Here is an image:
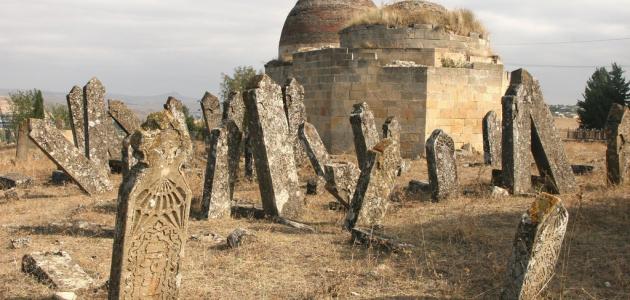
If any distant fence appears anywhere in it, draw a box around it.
[564,129,607,142]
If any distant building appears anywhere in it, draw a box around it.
[0,96,13,129]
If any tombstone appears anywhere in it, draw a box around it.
[383,116,403,175]
[109,99,193,300]
[201,92,222,131]
[324,161,360,209]
[108,100,141,135]
[425,129,458,202]
[28,119,112,195]
[201,120,242,219]
[605,104,629,185]
[22,251,94,291]
[299,122,330,177]
[344,139,398,230]
[243,75,304,219]
[483,111,501,166]
[223,92,246,131]
[282,78,309,166]
[83,78,113,168]
[66,86,86,153]
[350,102,380,170]
[502,69,576,195]
[15,119,31,161]
[502,193,569,299]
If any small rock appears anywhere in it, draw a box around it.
[227,228,254,248]
[10,237,32,249]
[22,250,94,290]
[190,232,225,245]
[491,186,510,197]
[53,291,77,300]
[604,281,611,288]
[0,173,33,190]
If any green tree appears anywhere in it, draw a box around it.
[181,104,204,140]
[219,66,261,102]
[32,90,45,119]
[8,89,45,132]
[608,63,630,106]
[578,63,629,129]
[47,103,70,129]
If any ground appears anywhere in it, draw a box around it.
[0,140,628,299]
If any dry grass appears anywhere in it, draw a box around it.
[0,141,629,299]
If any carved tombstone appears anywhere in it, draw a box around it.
[66,86,86,153]
[28,119,112,195]
[344,139,398,230]
[282,78,309,166]
[425,129,458,202]
[201,92,222,131]
[324,161,360,209]
[501,193,568,300]
[483,111,502,166]
[201,120,242,219]
[502,69,576,195]
[243,75,304,219]
[605,104,629,185]
[383,116,403,175]
[108,100,141,135]
[350,102,380,170]
[299,122,330,177]
[109,99,193,300]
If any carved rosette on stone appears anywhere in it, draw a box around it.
[350,102,380,171]
[483,110,501,167]
[282,78,309,167]
[108,100,141,135]
[109,98,193,300]
[299,122,330,177]
[605,104,629,185]
[501,193,568,300]
[201,92,222,132]
[426,129,458,201]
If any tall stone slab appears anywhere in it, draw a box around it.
[282,78,309,166]
[108,100,141,135]
[109,100,193,300]
[201,92,222,131]
[501,193,569,300]
[483,111,501,166]
[66,86,86,154]
[350,102,380,170]
[299,122,330,177]
[243,75,304,219]
[201,121,242,219]
[426,129,458,202]
[605,104,629,185]
[223,92,246,131]
[344,139,398,230]
[383,116,403,174]
[28,119,112,195]
[15,120,31,161]
[324,161,360,209]
[84,78,111,168]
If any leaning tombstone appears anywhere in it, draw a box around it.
[108,100,141,135]
[605,103,629,185]
[201,92,222,131]
[243,74,304,219]
[299,122,330,178]
[66,86,86,154]
[383,116,403,175]
[425,129,458,202]
[109,99,193,300]
[282,78,309,166]
[350,102,380,170]
[501,193,568,300]
[83,78,112,169]
[483,111,502,167]
[324,161,360,209]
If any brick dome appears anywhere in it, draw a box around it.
[278,0,376,62]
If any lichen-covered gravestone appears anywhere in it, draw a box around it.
[425,129,458,201]
[109,99,193,300]
[483,110,501,167]
[243,74,304,219]
[84,78,117,168]
[108,100,141,135]
[22,250,94,291]
[299,122,330,177]
[344,139,398,230]
[201,120,242,219]
[383,116,403,175]
[282,78,309,166]
[66,86,86,153]
[350,102,380,170]
[501,193,568,300]
[605,103,629,185]
[201,92,222,131]
[324,161,360,209]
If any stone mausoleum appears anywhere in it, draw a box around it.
[266,0,510,158]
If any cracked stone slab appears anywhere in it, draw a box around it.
[108,99,141,135]
[350,102,380,171]
[22,251,94,291]
[426,129,458,202]
[300,122,330,177]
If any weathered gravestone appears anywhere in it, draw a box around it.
[350,102,380,170]
[282,78,309,166]
[15,120,34,161]
[344,139,398,230]
[22,250,94,291]
[28,119,112,195]
[324,161,360,209]
[201,120,242,219]
[502,69,576,195]
[84,78,117,168]
[201,92,222,131]
[425,129,458,202]
[224,92,254,181]
[483,110,501,166]
[501,193,568,300]
[66,86,86,153]
[605,103,629,185]
[109,99,193,300]
[383,116,403,175]
[243,75,304,219]
[108,100,141,135]
[299,122,330,177]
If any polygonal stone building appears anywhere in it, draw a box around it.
[266,0,509,157]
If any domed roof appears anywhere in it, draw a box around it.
[386,0,447,16]
[278,0,376,61]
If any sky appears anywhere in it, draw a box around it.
[0,0,629,105]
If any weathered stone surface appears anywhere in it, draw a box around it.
[502,193,569,300]
[223,92,246,130]
[28,119,112,195]
[605,103,629,185]
[84,78,113,168]
[231,203,266,219]
[282,78,309,166]
[344,139,398,230]
[22,251,94,291]
[243,75,304,219]
[383,116,404,175]
[351,227,415,252]
[299,122,330,177]
[350,102,380,170]
[425,129,458,201]
[66,86,86,153]
[0,173,33,190]
[201,120,242,219]
[306,176,326,195]
[10,237,32,249]
[227,228,254,248]
[53,291,77,300]
[324,161,360,209]
[109,99,193,300]
[492,186,510,198]
[483,110,501,166]
[201,92,222,131]
[108,100,141,135]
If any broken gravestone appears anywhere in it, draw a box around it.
[201,92,222,131]
[0,173,33,190]
[282,78,309,166]
[299,122,330,178]
[501,193,569,300]
[66,86,86,153]
[108,100,141,135]
[383,116,404,176]
[350,102,380,170]
[28,119,112,195]
[201,120,242,219]
[22,251,94,291]
[243,75,304,219]
[502,69,576,195]
[426,129,458,202]
[344,139,398,230]
[605,103,629,185]
[483,110,501,167]
[109,98,193,299]
[324,161,360,209]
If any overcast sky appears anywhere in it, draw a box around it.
[1,0,629,105]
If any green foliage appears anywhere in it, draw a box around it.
[578,63,630,129]
[181,104,205,140]
[219,66,261,102]
[47,103,70,129]
[8,89,45,131]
